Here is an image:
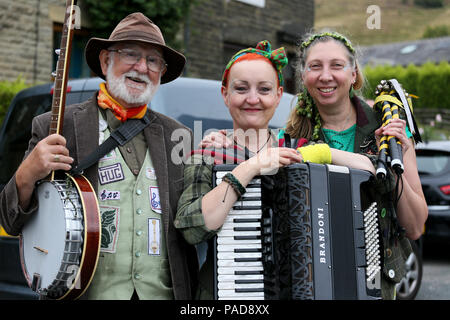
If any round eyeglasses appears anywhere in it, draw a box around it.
[109,49,167,73]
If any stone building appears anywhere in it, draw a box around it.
[0,0,314,93]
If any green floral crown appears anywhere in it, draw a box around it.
[300,31,355,54]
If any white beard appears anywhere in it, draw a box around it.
[106,58,159,106]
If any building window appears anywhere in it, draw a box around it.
[53,23,92,79]
[234,0,265,8]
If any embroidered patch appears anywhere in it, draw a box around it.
[99,150,116,162]
[145,167,157,180]
[100,205,120,253]
[148,218,161,255]
[99,189,120,201]
[149,186,162,214]
[99,163,125,185]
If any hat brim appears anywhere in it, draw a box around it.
[85,37,186,84]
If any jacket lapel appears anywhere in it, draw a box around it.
[73,96,100,191]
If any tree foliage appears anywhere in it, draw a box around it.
[363,61,450,110]
[82,0,193,50]
[0,77,30,126]
[422,25,450,39]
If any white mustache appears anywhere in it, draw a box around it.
[124,71,150,84]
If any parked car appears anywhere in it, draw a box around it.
[416,140,450,241]
[0,77,295,299]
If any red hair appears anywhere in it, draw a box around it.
[222,53,278,88]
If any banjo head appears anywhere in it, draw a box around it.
[21,179,84,299]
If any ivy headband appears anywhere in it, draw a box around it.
[222,40,288,87]
[301,31,355,55]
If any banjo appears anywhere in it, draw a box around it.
[19,0,101,300]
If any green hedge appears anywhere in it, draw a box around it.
[363,61,450,110]
[0,77,30,127]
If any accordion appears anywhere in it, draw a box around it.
[212,163,382,300]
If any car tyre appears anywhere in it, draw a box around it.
[395,240,423,300]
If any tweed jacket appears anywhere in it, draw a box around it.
[0,94,198,299]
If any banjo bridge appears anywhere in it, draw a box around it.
[33,246,48,254]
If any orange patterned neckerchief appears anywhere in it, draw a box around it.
[97,82,147,122]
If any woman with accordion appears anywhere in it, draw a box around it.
[282,30,428,299]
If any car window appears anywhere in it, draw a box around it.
[416,151,449,175]
[0,94,52,186]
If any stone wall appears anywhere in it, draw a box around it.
[0,0,314,92]
[184,0,314,93]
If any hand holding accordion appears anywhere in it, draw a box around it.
[373,79,421,179]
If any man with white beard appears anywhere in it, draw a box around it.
[0,12,198,300]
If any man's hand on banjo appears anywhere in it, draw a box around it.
[15,134,73,209]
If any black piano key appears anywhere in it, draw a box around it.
[234,235,260,240]
[235,270,263,275]
[233,218,260,223]
[235,288,264,293]
[234,248,261,253]
[235,279,263,284]
[233,227,260,231]
[233,205,262,210]
[247,183,260,188]
[235,257,261,262]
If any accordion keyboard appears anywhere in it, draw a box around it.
[214,170,265,300]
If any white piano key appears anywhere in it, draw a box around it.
[221,221,261,229]
[217,237,261,245]
[217,266,263,274]
[217,282,264,290]
[217,251,262,259]
[217,243,262,251]
[218,229,260,237]
[218,274,263,282]
[228,209,261,216]
[217,260,262,267]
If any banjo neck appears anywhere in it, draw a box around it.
[50,0,78,180]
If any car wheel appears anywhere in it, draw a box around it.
[395,240,423,300]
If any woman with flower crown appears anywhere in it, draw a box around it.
[283,30,427,299]
[175,40,376,300]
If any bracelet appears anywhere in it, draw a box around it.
[222,173,246,197]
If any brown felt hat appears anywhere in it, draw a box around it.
[85,12,186,84]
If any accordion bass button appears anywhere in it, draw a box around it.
[386,248,392,257]
[388,269,395,279]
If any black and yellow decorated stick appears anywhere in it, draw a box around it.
[373,79,419,178]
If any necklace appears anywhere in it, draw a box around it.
[234,130,272,155]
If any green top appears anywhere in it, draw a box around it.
[321,124,356,152]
